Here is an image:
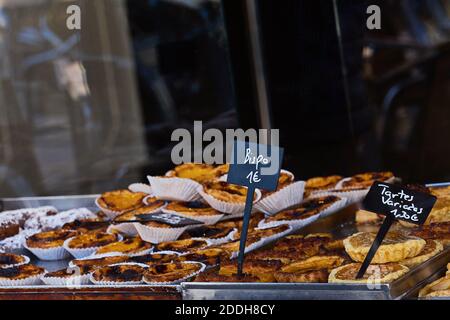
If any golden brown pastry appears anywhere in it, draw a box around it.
[399,240,443,268]
[71,255,129,270]
[179,225,235,240]
[418,274,450,297]
[26,230,78,249]
[329,263,409,283]
[274,269,329,283]
[97,190,146,212]
[177,248,228,266]
[409,222,450,247]
[155,239,209,253]
[166,163,225,183]
[219,259,282,282]
[344,232,426,263]
[129,253,178,265]
[0,264,46,280]
[261,171,294,197]
[165,201,221,216]
[194,269,259,282]
[65,232,119,249]
[113,201,166,222]
[281,255,345,273]
[341,172,394,189]
[62,219,109,233]
[143,262,203,283]
[305,175,343,192]
[202,181,253,203]
[44,266,91,278]
[0,253,28,268]
[91,264,146,283]
[95,237,153,255]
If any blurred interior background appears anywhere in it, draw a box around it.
[0,0,449,197]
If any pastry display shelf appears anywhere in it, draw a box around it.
[182,202,450,300]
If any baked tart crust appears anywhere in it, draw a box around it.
[114,201,166,222]
[130,253,178,265]
[202,181,252,203]
[156,239,209,253]
[95,237,152,255]
[165,201,220,216]
[26,230,78,249]
[305,175,343,191]
[341,172,394,189]
[0,253,28,268]
[219,259,282,282]
[274,269,329,283]
[0,264,46,280]
[97,190,146,212]
[66,232,119,249]
[167,163,226,183]
[329,263,409,283]
[400,240,443,268]
[91,264,146,283]
[281,255,345,273]
[71,255,129,269]
[143,262,202,283]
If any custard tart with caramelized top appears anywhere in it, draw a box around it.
[202,181,253,203]
[62,219,109,233]
[344,231,426,263]
[164,201,220,217]
[45,265,91,278]
[114,201,166,222]
[328,263,409,283]
[167,163,227,183]
[143,262,203,283]
[130,252,178,265]
[409,222,450,247]
[97,190,146,212]
[305,175,343,192]
[71,255,129,270]
[179,225,235,240]
[340,172,394,189]
[194,270,259,282]
[91,264,147,284]
[0,253,29,268]
[66,231,120,249]
[26,230,78,249]
[155,239,209,253]
[260,171,294,197]
[0,264,46,281]
[95,237,153,255]
[177,248,228,266]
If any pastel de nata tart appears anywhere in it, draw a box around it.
[164,201,220,217]
[430,185,450,197]
[113,201,166,223]
[0,253,29,268]
[409,222,450,247]
[70,255,129,272]
[155,239,209,253]
[0,264,46,285]
[340,172,394,189]
[219,259,282,282]
[263,196,340,224]
[328,263,409,283]
[96,189,146,213]
[43,266,91,285]
[274,269,329,283]
[400,240,443,268]
[95,237,153,256]
[305,175,343,192]
[214,212,265,231]
[130,252,179,265]
[26,230,78,249]
[179,225,235,240]
[91,264,147,284]
[246,224,291,242]
[194,270,259,283]
[45,266,91,278]
[260,171,294,197]
[143,262,204,284]
[62,219,109,233]
[167,163,227,183]
[281,255,345,273]
[426,197,450,224]
[202,181,254,203]
[177,248,228,266]
[65,232,120,249]
[344,232,426,263]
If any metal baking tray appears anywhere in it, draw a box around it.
[0,195,181,299]
[182,202,450,300]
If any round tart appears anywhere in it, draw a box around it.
[26,230,78,249]
[178,248,227,266]
[410,222,450,247]
[344,232,426,263]
[62,219,109,233]
[143,261,204,284]
[400,240,443,268]
[419,275,450,297]
[130,252,179,265]
[274,269,329,283]
[114,201,166,223]
[70,255,129,270]
[340,172,394,189]
[305,175,343,192]
[166,163,226,183]
[95,237,153,256]
[328,263,409,283]
[66,232,119,249]
[280,255,345,273]
[164,201,220,217]
[155,239,209,253]
[260,171,294,197]
[219,259,282,282]
[202,181,253,203]
[0,264,46,286]
[424,290,450,298]
[0,253,30,269]
[96,190,146,214]
[42,266,91,286]
[91,264,147,285]
[134,221,187,244]
[180,225,236,241]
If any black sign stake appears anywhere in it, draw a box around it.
[356,215,394,279]
[237,186,256,276]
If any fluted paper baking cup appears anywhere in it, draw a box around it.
[142,261,206,285]
[142,196,167,211]
[94,247,154,257]
[89,262,148,286]
[63,235,123,259]
[107,223,138,237]
[24,242,70,261]
[134,223,187,244]
[229,225,293,259]
[198,187,262,215]
[0,255,30,269]
[257,210,321,230]
[95,197,124,220]
[0,272,46,286]
[310,188,367,204]
[161,208,224,226]
[147,176,202,201]
[68,252,128,268]
[128,183,153,195]
[200,228,238,246]
[255,181,305,215]
[42,273,91,286]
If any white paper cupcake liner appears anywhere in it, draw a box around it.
[0,272,46,286]
[198,186,262,215]
[42,273,91,286]
[147,176,202,202]
[229,225,293,259]
[24,242,70,261]
[95,247,154,258]
[107,223,138,237]
[68,252,128,268]
[134,223,187,244]
[95,198,124,220]
[89,262,148,286]
[310,188,368,204]
[0,255,30,269]
[142,196,167,212]
[161,208,224,226]
[63,235,123,259]
[254,181,305,215]
[128,183,153,195]
[200,228,238,246]
[142,261,206,285]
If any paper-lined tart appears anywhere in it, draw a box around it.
[259,196,341,228]
[90,263,147,285]
[178,248,228,266]
[155,239,210,253]
[64,232,120,258]
[305,175,343,193]
[113,201,166,223]
[280,255,345,273]
[95,237,153,256]
[199,181,261,214]
[344,232,426,263]
[219,259,282,282]
[129,251,179,265]
[42,266,91,286]
[179,225,236,245]
[134,221,187,244]
[260,171,295,197]
[62,219,109,233]
[25,230,78,260]
[143,261,205,284]
[274,269,329,283]
[426,197,450,224]
[338,171,394,189]
[162,201,224,225]
[0,264,46,286]
[0,253,30,269]
[409,222,450,247]
[70,254,129,270]
[166,163,227,183]
[328,263,409,283]
[147,174,202,202]
[96,190,146,219]
[399,240,443,268]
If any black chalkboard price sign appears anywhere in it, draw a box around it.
[356,181,437,278]
[227,140,284,275]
